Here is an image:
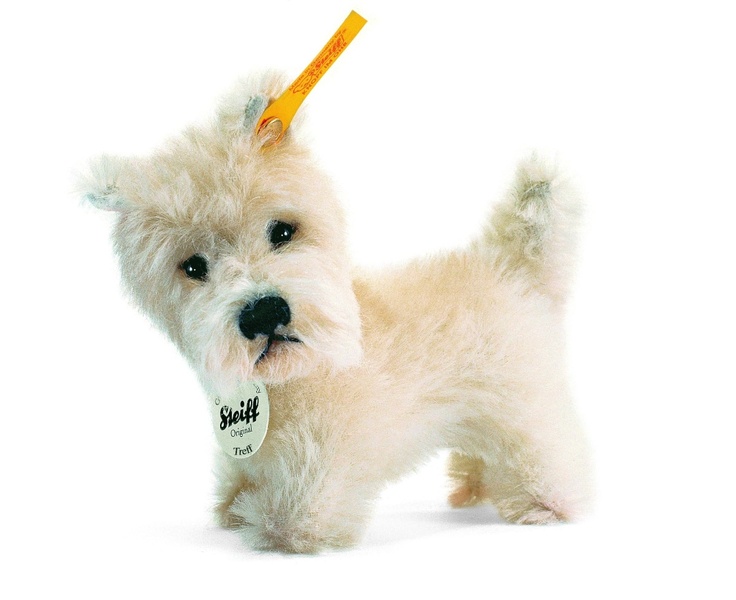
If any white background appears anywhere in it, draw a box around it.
[2,0,735,597]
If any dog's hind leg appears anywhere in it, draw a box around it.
[448,383,593,524]
[448,447,588,524]
[447,452,491,508]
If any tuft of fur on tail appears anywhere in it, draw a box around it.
[478,155,582,306]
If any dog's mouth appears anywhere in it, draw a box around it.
[255,333,301,365]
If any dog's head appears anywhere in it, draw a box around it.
[83,73,362,396]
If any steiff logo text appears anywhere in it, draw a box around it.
[220,396,260,431]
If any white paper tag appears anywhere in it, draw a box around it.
[211,381,269,459]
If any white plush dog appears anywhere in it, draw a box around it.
[83,73,592,553]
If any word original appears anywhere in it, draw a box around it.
[231,424,252,437]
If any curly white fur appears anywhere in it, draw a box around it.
[84,72,592,553]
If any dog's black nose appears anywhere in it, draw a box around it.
[238,296,291,340]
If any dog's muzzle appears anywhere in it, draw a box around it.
[238,296,291,340]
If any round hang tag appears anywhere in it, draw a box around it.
[211,381,269,459]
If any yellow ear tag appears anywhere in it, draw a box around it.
[256,10,367,145]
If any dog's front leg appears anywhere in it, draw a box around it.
[215,417,379,553]
[213,453,258,530]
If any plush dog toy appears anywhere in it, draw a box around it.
[83,70,592,552]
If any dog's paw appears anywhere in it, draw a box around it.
[238,520,360,554]
[214,501,246,530]
[495,496,571,525]
[233,512,362,554]
[225,488,368,553]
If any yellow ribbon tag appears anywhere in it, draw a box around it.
[256,10,367,145]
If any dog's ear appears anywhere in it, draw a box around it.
[243,94,269,135]
[79,155,130,212]
[216,72,293,146]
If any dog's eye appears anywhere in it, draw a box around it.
[180,254,209,281]
[269,221,296,249]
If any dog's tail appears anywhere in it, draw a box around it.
[475,155,582,307]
